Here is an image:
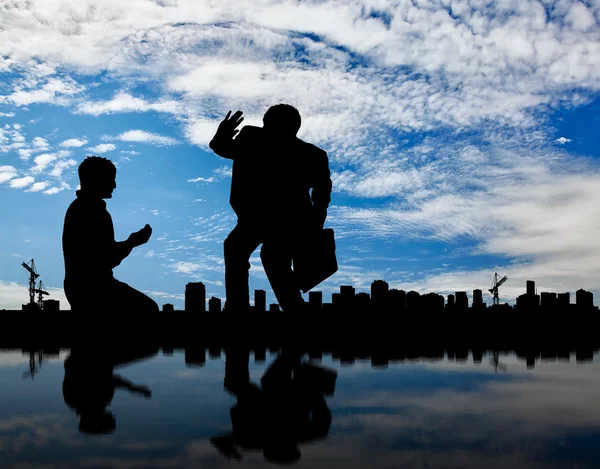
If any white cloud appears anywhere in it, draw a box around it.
[76,92,181,116]
[17,148,33,160]
[32,136,49,150]
[87,143,116,154]
[43,181,70,195]
[25,181,50,192]
[6,77,84,106]
[0,165,17,183]
[187,176,215,183]
[9,176,34,189]
[214,165,232,178]
[48,159,77,178]
[0,281,69,310]
[0,112,15,117]
[111,130,178,146]
[145,250,155,258]
[59,138,87,147]
[556,137,572,144]
[31,153,57,173]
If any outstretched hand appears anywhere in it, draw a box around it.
[216,110,244,139]
[129,224,152,247]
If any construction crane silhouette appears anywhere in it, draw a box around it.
[21,259,40,306]
[489,272,508,306]
[35,281,49,309]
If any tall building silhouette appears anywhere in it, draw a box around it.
[208,296,222,313]
[332,293,341,307]
[309,291,323,309]
[473,289,483,308]
[447,294,455,308]
[254,289,266,312]
[557,292,570,306]
[340,285,355,299]
[406,290,420,310]
[576,289,594,308]
[185,282,206,313]
[540,292,557,308]
[355,292,370,308]
[371,280,389,304]
[455,291,468,309]
[387,289,406,310]
[526,280,535,296]
[422,292,444,311]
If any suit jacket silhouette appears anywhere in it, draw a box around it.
[211,125,332,226]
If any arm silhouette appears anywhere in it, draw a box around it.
[110,224,152,268]
[209,110,245,159]
[311,149,332,229]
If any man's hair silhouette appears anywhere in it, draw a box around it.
[78,156,116,185]
[263,104,301,136]
[62,155,158,314]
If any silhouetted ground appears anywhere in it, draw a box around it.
[0,309,599,354]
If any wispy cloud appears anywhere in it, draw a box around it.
[87,143,116,154]
[59,138,87,148]
[109,130,178,146]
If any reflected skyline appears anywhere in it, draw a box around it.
[1,348,599,468]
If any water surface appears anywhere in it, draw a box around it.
[1,349,599,469]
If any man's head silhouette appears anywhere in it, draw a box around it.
[263,104,301,137]
[78,156,117,199]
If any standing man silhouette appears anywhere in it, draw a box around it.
[62,156,158,314]
[210,105,332,312]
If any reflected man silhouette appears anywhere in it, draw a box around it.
[63,346,156,435]
[212,349,336,463]
[210,105,332,312]
[62,156,158,313]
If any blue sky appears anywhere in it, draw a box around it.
[1,0,600,310]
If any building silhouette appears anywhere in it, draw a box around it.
[447,294,455,309]
[162,303,174,313]
[576,289,594,308]
[371,280,389,304]
[269,303,280,312]
[406,290,420,310]
[473,289,483,308]
[43,299,60,313]
[309,291,323,310]
[455,291,468,310]
[331,293,341,307]
[517,280,540,308]
[526,280,535,296]
[208,296,222,313]
[254,289,266,312]
[355,292,370,309]
[557,292,570,306]
[422,292,444,312]
[185,282,206,313]
[387,289,406,310]
[540,292,557,308]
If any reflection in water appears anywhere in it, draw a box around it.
[62,347,157,434]
[0,348,599,469]
[213,349,337,463]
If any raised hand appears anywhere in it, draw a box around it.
[129,224,152,247]
[216,110,244,139]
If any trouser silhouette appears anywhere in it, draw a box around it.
[224,221,304,312]
[65,277,159,313]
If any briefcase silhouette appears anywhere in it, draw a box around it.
[294,228,338,293]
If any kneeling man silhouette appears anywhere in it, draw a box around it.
[62,156,158,314]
